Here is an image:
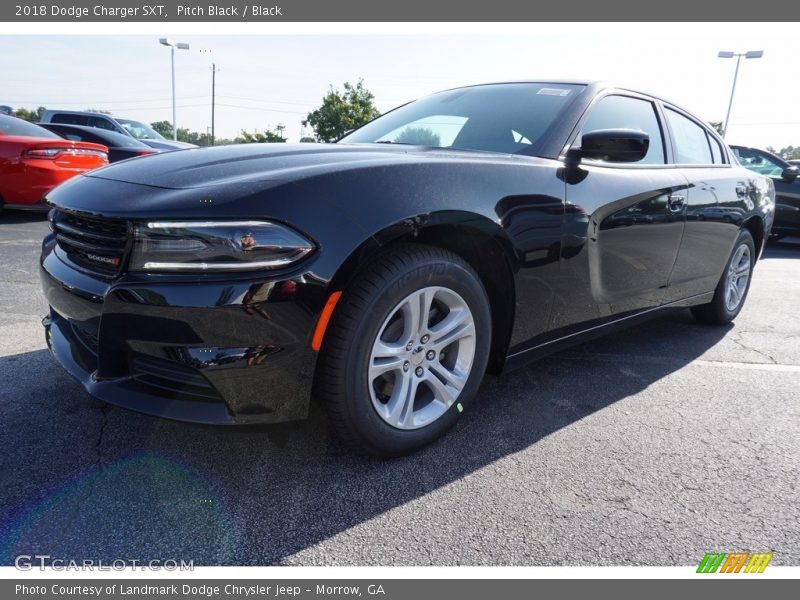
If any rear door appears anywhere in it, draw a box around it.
[50,113,89,126]
[663,106,750,302]
[553,92,689,334]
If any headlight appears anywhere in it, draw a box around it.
[130,221,315,272]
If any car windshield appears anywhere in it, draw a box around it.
[0,115,61,139]
[117,118,166,141]
[339,83,584,154]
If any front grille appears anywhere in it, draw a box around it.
[130,355,222,401]
[52,210,129,278]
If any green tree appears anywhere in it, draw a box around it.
[149,121,217,145]
[394,127,441,146]
[237,129,287,143]
[14,106,47,122]
[766,145,799,159]
[299,136,317,143]
[303,79,380,142]
[150,120,174,138]
[709,121,724,136]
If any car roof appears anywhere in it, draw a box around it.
[43,109,121,118]
[39,122,150,147]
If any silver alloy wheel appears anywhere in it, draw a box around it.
[725,243,751,311]
[368,286,476,430]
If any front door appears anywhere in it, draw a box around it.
[552,94,688,335]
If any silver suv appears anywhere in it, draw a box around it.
[40,110,196,151]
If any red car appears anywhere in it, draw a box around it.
[0,115,108,213]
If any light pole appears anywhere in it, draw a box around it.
[199,48,218,146]
[718,50,763,139]
[159,38,190,141]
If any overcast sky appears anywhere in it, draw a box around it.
[1,25,797,149]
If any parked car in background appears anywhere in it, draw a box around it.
[39,123,160,163]
[732,145,800,240]
[41,81,774,455]
[789,159,800,168]
[0,115,107,213]
[40,110,196,151]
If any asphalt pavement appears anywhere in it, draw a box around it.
[0,211,798,566]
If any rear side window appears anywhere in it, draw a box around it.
[665,109,713,164]
[579,95,665,164]
[0,115,61,139]
[708,134,724,164]
[61,129,101,144]
[88,116,118,131]
[51,113,89,126]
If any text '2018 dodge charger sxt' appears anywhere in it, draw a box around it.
[40,82,774,455]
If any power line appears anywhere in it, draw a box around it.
[5,96,313,114]
[4,95,210,105]
[732,122,800,126]
[215,103,307,115]
[95,102,308,115]
[216,94,316,107]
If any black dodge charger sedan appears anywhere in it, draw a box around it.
[40,81,775,455]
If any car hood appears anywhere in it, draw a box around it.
[85,143,527,190]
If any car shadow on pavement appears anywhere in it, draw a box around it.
[0,210,49,225]
[0,310,732,565]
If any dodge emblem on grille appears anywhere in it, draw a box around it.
[85,253,120,267]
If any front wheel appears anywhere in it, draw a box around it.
[315,244,491,456]
[691,229,755,325]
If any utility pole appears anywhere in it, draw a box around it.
[159,38,190,140]
[200,49,219,146]
[718,50,763,139]
[276,123,286,141]
[210,62,218,146]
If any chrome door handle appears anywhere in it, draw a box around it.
[668,194,686,211]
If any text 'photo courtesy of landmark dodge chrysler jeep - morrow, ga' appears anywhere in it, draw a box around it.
[40,81,774,456]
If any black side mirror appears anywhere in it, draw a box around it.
[567,129,650,164]
[782,166,799,182]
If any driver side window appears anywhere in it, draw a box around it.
[579,95,666,165]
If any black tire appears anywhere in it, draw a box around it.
[691,229,755,325]
[315,244,491,457]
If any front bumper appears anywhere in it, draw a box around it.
[40,238,323,424]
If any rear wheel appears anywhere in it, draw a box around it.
[691,229,755,325]
[315,244,491,456]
